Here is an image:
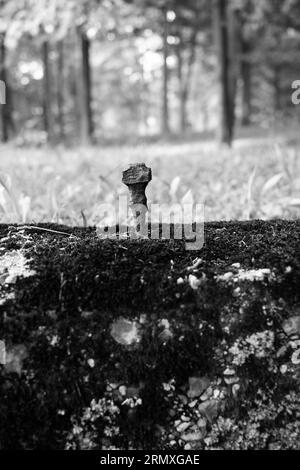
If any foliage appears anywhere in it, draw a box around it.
[1,0,300,141]
[1,135,300,224]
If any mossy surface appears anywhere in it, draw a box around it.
[0,220,300,450]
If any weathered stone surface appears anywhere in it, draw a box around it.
[3,344,28,376]
[176,422,191,433]
[282,316,300,337]
[181,431,203,442]
[187,377,210,399]
[0,220,300,450]
[198,400,220,424]
[110,318,141,346]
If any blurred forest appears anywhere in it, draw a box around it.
[1,0,300,146]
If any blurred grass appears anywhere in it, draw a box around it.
[0,133,300,225]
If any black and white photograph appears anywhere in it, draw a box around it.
[1,0,300,456]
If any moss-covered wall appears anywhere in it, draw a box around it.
[0,221,300,450]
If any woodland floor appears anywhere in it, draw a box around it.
[0,126,300,226]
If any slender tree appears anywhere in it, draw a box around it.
[176,25,198,133]
[56,39,65,140]
[176,37,185,131]
[214,0,234,145]
[0,32,8,142]
[79,27,94,144]
[0,31,14,142]
[42,37,54,142]
[162,6,170,135]
[172,0,210,133]
[240,38,252,125]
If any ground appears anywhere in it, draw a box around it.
[0,128,300,225]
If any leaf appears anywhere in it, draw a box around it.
[18,194,31,223]
[261,173,284,196]
[0,173,21,220]
[246,165,257,219]
[169,176,181,200]
[285,198,300,208]
[181,189,194,205]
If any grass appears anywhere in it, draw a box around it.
[0,130,300,226]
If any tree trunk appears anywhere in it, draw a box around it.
[177,42,187,133]
[214,0,234,146]
[177,27,198,134]
[42,39,53,143]
[241,53,251,126]
[273,65,281,113]
[228,6,243,132]
[0,33,9,143]
[56,40,65,141]
[80,30,94,144]
[69,29,81,141]
[234,7,252,127]
[162,7,170,136]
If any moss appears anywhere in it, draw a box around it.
[0,220,300,449]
